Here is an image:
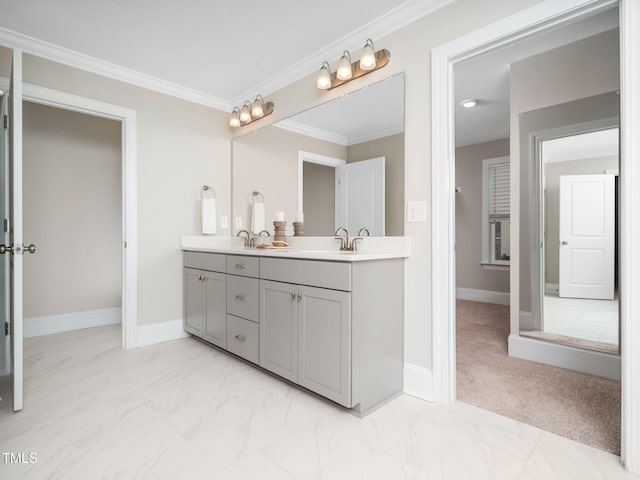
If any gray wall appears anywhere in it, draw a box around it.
[303,162,335,236]
[23,102,121,318]
[347,133,405,236]
[21,54,232,327]
[455,138,510,293]
[511,28,620,318]
[544,156,618,285]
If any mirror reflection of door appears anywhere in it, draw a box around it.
[541,127,619,352]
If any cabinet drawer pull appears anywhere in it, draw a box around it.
[234,294,246,301]
[235,334,247,342]
[235,264,246,270]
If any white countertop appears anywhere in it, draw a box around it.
[181,235,410,262]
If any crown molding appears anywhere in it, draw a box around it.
[229,0,456,105]
[0,27,232,111]
[348,123,404,145]
[275,119,348,146]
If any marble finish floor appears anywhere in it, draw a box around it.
[1,325,637,480]
[543,294,618,346]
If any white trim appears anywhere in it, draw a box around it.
[480,262,509,271]
[24,308,121,338]
[348,124,404,146]
[620,0,640,472]
[277,120,348,146]
[403,363,434,401]
[20,83,138,350]
[508,334,620,381]
[0,27,230,111]
[137,319,189,347]
[432,0,639,472]
[297,151,346,212]
[456,288,509,306]
[229,0,456,106]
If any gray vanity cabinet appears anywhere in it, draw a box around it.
[184,267,227,349]
[297,285,351,407]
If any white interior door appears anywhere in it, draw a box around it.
[559,174,615,300]
[335,157,385,236]
[0,73,9,378]
[5,49,24,411]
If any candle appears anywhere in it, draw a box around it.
[274,210,285,222]
[295,212,304,223]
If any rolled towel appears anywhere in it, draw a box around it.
[201,197,217,235]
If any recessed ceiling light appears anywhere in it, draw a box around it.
[460,98,479,108]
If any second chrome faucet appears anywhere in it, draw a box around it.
[334,227,364,252]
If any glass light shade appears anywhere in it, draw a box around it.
[359,39,376,71]
[336,51,352,80]
[461,98,479,108]
[316,62,332,90]
[239,102,252,123]
[251,96,264,118]
[229,108,241,127]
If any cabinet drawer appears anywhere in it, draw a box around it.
[227,275,259,322]
[227,255,260,277]
[260,258,351,291]
[183,251,226,273]
[226,315,259,364]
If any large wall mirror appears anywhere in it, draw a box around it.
[519,91,620,354]
[232,72,404,237]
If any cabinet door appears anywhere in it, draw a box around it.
[259,280,298,381]
[184,268,204,335]
[298,286,352,407]
[203,271,227,348]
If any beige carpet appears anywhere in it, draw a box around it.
[456,299,621,454]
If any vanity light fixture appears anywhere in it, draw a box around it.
[460,98,479,108]
[316,39,390,91]
[229,96,274,128]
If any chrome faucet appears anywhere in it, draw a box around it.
[334,227,364,252]
[236,229,251,247]
[258,230,271,237]
[334,227,350,251]
[358,227,371,237]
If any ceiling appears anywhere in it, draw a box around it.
[543,128,619,163]
[455,6,619,147]
[0,1,619,146]
[0,0,446,107]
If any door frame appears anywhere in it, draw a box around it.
[297,150,345,212]
[2,80,139,349]
[430,0,639,473]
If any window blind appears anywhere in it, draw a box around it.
[488,162,510,219]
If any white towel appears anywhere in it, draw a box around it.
[201,197,217,235]
[251,199,265,234]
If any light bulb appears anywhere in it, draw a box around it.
[251,96,264,118]
[229,108,241,128]
[240,102,252,123]
[359,39,376,71]
[317,62,331,90]
[460,98,479,108]
[336,51,352,81]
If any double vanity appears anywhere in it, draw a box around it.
[181,235,409,416]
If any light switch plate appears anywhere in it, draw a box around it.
[407,201,428,223]
[220,216,228,229]
[235,217,242,229]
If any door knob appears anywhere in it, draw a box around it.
[24,244,37,254]
[561,241,568,246]
[0,244,12,255]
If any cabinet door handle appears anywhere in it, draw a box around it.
[234,294,246,301]
[291,292,296,301]
[235,334,246,342]
[235,264,246,270]
[199,275,204,281]
[297,292,302,302]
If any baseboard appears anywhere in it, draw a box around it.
[508,334,620,381]
[519,311,536,330]
[545,283,559,295]
[136,319,189,347]
[456,287,510,306]
[24,307,121,338]
[403,362,434,401]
